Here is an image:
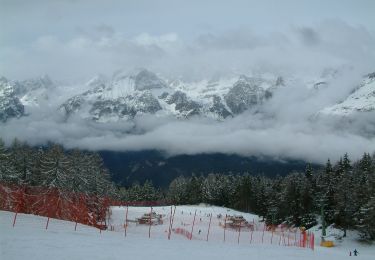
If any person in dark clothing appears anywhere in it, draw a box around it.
[353,249,358,256]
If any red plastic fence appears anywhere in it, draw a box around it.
[174,227,192,239]
[0,182,109,229]
[260,224,314,250]
[1,182,315,250]
[110,200,172,207]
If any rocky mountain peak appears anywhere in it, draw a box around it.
[133,69,167,91]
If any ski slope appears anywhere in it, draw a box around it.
[1,205,374,260]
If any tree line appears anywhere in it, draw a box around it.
[1,138,374,239]
[165,153,375,240]
[0,138,117,198]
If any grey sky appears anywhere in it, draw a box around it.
[1,0,375,80]
[0,1,375,163]
[1,0,374,42]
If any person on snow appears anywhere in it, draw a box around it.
[353,249,358,256]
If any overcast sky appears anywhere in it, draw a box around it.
[1,0,374,80]
[1,0,375,164]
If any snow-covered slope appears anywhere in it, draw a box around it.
[2,206,374,260]
[320,73,375,116]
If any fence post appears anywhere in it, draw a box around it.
[237,221,242,244]
[223,215,227,242]
[262,223,265,244]
[250,225,254,244]
[169,206,176,240]
[12,212,18,227]
[190,210,197,240]
[206,213,212,241]
[148,206,153,238]
[168,206,172,239]
[124,205,129,237]
[45,217,50,230]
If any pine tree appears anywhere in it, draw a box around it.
[305,163,313,180]
[9,140,34,185]
[356,196,375,240]
[40,145,71,191]
[0,138,13,182]
[333,154,354,236]
[168,176,188,204]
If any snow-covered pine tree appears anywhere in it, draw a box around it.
[305,163,313,180]
[356,196,375,240]
[40,145,71,192]
[0,138,13,183]
[167,175,188,204]
[9,139,34,186]
[333,154,354,236]
[186,174,203,204]
[68,150,92,194]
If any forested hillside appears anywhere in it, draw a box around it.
[1,138,374,239]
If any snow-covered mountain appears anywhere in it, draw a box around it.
[1,69,375,124]
[59,69,277,122]
[319,72,375,116]
[0,77,24,122]
[0,75,57,122]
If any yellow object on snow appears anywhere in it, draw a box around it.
[320,240,334,247]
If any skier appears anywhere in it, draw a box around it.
[198,229,201,235]
[353,249,358,256]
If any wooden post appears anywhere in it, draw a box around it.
[261,223,265,243]
[223,215,227,242]
[124,205,129,237]
[206,213,212,241]
[45,217,50,230]
[250,225,254,244]
[237,221,242,244]
[148,206,153,238]
[12,212,18,227]
[168,206,173,239]
[170,206,176,239]
[190,210,197,240]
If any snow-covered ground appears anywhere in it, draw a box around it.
[1,205,374,259]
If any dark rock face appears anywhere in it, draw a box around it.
[166,91,202,117]
[209,95,232,118]
[90,99,136,120]
[89,92,162,120]
[60,96,84,116]
[367,72,375,79]
[134,91,162,114]
[158,92,169,99]
[134,69,167,91]
[0,77,24,122]
[224,76,266,114]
